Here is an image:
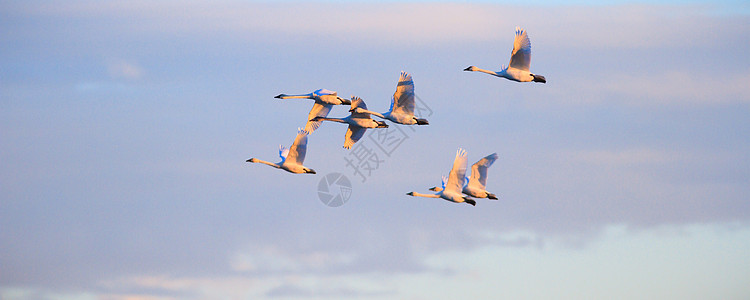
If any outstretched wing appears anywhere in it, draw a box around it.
[445,148,468,193]
[344,125,366,149]
[278,144,289,162]
[508,27,531,71]
[468,153,498,190]
[286,128,310,164]
[391,71,415,115]
[305,103,333,132]
[350,97,371,119]
[314,88,337,96]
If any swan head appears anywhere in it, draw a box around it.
[463,66,476,72]
[375,120,389,128]
[246,158,257,163]
[273,94,284,99]
[339,97,352,105]
[532,74,546,83]
[428,186,440,192]
[464,198,477,206]
[406,192,414,196]
[415,117,429,125]
[487,193,498,200]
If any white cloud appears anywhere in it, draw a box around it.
[107,59,144,80]
[229,245,355,273]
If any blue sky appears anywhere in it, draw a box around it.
[2,1,749,299]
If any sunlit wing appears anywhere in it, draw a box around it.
[305,103,333,132]
[286,128,309,164]
[468,153,498,190]
[445,148,468,193]
[314,88,337,96]
[350,97,371,119]
[508,27,531,71]
[391,71,415,115]
[344,125,366,149]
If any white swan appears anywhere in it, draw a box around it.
[312,97,389,149]
[407,148,477,206]
[430,153,499,200]
[464,27,546,83]
[274,89,352,133]
[349,71,429,125]
[245,128,316,174]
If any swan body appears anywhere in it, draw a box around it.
[245,128,316,174]
[312,97,389,149]
[464,27,546,83]
[350,72,429,125]
[429,153,499,200]
[274,89,352,132]
[407,148,476,206]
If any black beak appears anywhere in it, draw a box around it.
[340,98,352,105]
[532,74,546,83]
[274,94,283,98]
[463,66,472,71]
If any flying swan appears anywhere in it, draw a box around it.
[349,71,429,125]
[407,148,477,206]
[464,27,546,83]
[245,128,316,174]
[430,153,499,200]
[312,97,389,149]
[274,89,351,133]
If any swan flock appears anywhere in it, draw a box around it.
[247,27,546,206]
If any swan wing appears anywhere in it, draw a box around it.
[468,153,498,190]
[344,125,366,149]
[350,97,371,119]
[305,103,333,132]
[508,27,531,71]
[441,175,448,190]
[445,148,468,193]
[314,88,337,96]
[391,71,415,115]
[286,128,310,164]
[278,144,289,162]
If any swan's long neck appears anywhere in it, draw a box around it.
[475,67,500,77]
[409,191,440,198]
[316,117,347,124]
[248,158,280,168]
[277,93,313,99]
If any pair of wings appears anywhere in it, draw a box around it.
[388,71,416,116]
[440,152,498,190]
[344,96,370,149]
[305,89,338,133]
[507,27,532,71]
[279,128,310,164]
